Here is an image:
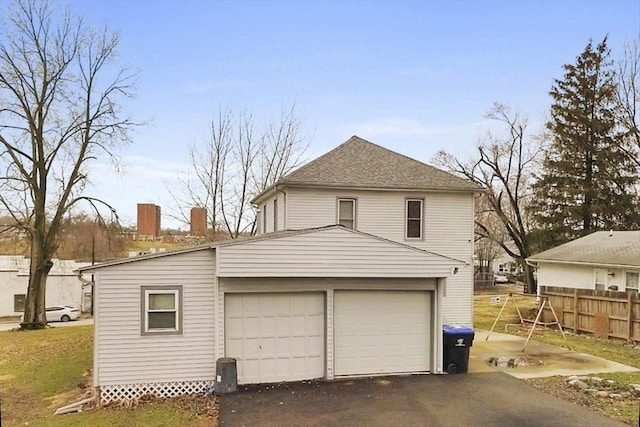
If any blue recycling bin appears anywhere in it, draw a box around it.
[442,325,474,374]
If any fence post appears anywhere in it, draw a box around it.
[628,291,633,343]
[573,288,579,334]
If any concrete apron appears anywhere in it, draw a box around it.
[469,329,639,379]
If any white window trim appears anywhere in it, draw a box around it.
[594,268,608,291]
[273,198,278,232]
[405,198,424,240]
[625,271,639,291]
[337,198,356,229]
[263,204,268,233]
[141,286,182,336]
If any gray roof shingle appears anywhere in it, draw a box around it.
[528,231,640,267]
[276,136,481,191]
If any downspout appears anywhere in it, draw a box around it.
[77,271,94,314]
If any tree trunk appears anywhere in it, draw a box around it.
[522,261,537,294]
[20,234,53,330]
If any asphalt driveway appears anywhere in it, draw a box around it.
[219,372,628,427]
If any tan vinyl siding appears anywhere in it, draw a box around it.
[258,192,285,234]
[423,192,474,260]
[95,249,216,386]
[285,188,474,325]
[441,267,473,325]
[286,188,473,258]
[218,227,459,278]
[275,192,285,231]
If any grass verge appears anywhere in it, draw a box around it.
[0,326,217,427]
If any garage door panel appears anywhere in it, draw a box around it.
[334,291,431,376]
[225,292,325,384]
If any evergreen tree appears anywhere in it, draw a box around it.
[532,37,640,249]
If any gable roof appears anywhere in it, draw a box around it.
[77,244,215,271]
[216,225,465,278]
[254,136,480,203]
[527,231,640,268]
[79,225,466,273]
[221,225,466,264]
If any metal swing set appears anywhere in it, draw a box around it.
[485,292,568,351]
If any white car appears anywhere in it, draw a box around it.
[21,306,81,322]
[46,306,81,322]
[494,274,509,284]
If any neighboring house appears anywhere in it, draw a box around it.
[0,256,91,316]
[527,231,640,293]
[79,136,480,404]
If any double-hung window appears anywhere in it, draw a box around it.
[263,204,268,233]
[141,286,182,335]
[594,268,608,291]
[338,199,356,229]
[626,271,639,292]
[406,199,423,239]
[14,294,25,312]
[273,199,278,231]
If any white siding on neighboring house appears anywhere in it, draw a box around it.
[94,249,216,387]
[217,227,461,278]
[0,256,89,316]
[538,262,636,292]
[537,263,595,290]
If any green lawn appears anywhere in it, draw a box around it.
[0,326,216,427]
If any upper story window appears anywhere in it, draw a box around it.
[273,199,278,231]
[626,271,639,292]
[141,286,182,336]
[263,203,268,233]
[338,199,356,229]
[406,199,423,239]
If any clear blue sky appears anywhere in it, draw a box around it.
[70,0,640,229]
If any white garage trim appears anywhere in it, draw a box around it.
[224,292,325,384]
[333,290,433,377]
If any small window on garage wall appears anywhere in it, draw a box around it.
[141,286,183,336]
[14,294,25,312]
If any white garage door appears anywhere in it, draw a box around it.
[334,290,431,376]
[225,292,325,384]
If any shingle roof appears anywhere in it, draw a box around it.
[528,231,640,267]
[276,136,481,191]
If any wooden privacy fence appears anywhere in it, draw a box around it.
[539,286,640,343]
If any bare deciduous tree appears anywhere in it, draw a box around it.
[170,105,307,239]
[433,103,542,293]
[0,0,137,328]
[616,38,640,169]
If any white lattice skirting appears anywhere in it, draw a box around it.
[99,380,215,405]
